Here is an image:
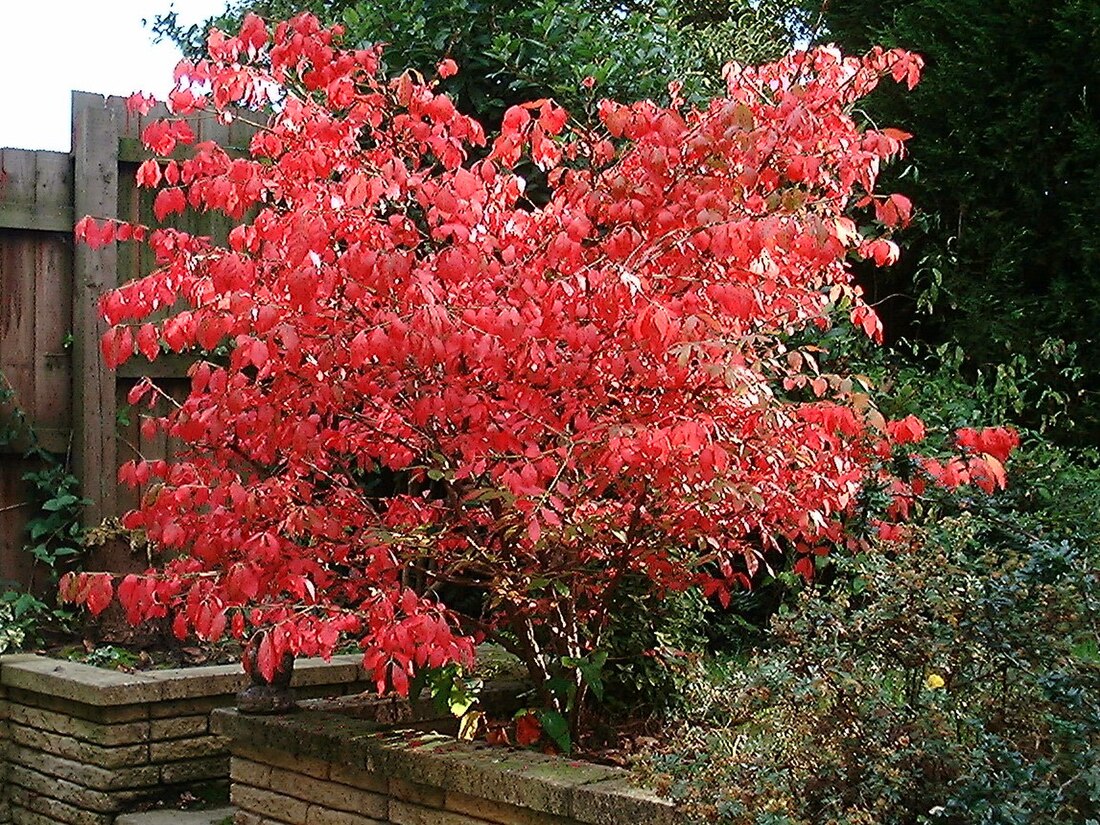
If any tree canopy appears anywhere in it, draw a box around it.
[152,0,810,125]
[810,0,1100,440]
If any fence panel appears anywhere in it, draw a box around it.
[0,93,255,591]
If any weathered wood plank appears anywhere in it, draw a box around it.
[0,233,38,433]
[117,137,250,164]
[0,150,73,231]
[72,91,119,526]
[0,149,38,205]
[0,456,38,589]
[115,353,196,379]
[0,202,73,233]
[34,151,73,209]
[33,236,73,438]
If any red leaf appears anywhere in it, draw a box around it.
[390,662,409,696]
[153,188,186,222]
[100,327,134,369]
[126,92,156,116]
[136,159,162,188]
[257,633,277,683]
[136,324,160,361]
[515,712,541,746]
[793,557,815,582]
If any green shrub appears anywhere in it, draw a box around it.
[0,600,26,654]
[638,507,1100,824]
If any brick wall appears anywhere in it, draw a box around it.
[213,701,678,825]
[1,676,11,825]
[0,654,373,825]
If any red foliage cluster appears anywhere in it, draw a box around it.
[66,14,1011,704]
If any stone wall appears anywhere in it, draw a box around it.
[213,700,678,825]
[0,654,373,825]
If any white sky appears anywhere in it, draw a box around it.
[0,1,231,152]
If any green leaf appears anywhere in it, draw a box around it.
[12,592,44,618]
[544,676,576,709]
[42,494,78,512]
[1072,638,1100,663]
[535,709,571,754]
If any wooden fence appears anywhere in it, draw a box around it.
[0,91,254,592]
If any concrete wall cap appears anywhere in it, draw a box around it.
[0,654,366,706]
[212,706,680,823]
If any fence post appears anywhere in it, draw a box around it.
[71,92,118,526]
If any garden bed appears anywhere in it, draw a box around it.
[211,693,679,825]
[0,653,374,825]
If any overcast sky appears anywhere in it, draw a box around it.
[0,1,230,152]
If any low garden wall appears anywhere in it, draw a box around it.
[0,653,373,825]
[211,697,679,825]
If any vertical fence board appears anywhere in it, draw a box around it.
[32,238,73,441]
[0,234,37,428]
[71,91,119,526]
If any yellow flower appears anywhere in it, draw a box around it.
[924,673,946,690]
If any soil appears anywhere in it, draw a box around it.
[35,637,242,671]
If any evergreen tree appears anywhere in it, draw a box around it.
[811,0,1100,441]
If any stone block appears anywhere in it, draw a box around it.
[387,800,484,825]
[235,810,289,825]
[388,778,445,809]
[7,786,114,825]
[150,734,227,762]
[148,696,230,719]
[115,807,235,825]
[0,658,164,706]
[161,755,231,784]
[10,723,148,769]
[290,655,365,688]
[2,653,363,709]
[8,744,160,791]
[147,665,245,701]
[8,764,126,813]
[214,710,382,770]
[233,745,332,781]
[571,779,680,825]
[7,702,150,745]
[230,757,273,789]
[445,791,575,825]
[233,784,310,824]
[303,808,387,825]
[6,687,148,723]
[256,764,385,818]
[326,763,387,794]
[388,744,581,817]
[150,715,210,740]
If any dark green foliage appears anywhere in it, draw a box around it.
[639,505,1100,824]
[151,0,808,126]
[0,375,85,649]
[599,585,716,715]
[808,0,1100,441]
